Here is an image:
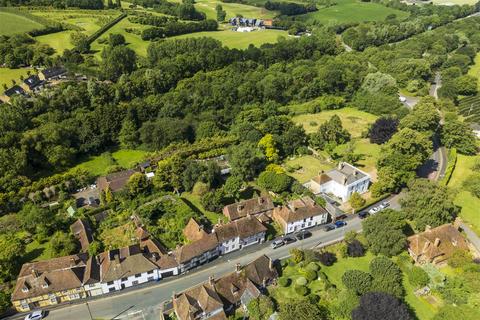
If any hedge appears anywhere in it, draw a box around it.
[441,148,457,186]
[84,12,127,46]
[278,277,291,287]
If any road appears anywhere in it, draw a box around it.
[8,218,363,320]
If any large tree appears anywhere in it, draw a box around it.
[441,118,477,155]
[247,296,275,320]
[101,45,136,80]
[342,270,372,295]
[352,292,413,320]
[309,115,351,151]
[369,117,399,145]
[279,299,328,320]
[228,143,266,181]
[369,256,404,298]
[0,233,25,282]
[400,98,440,134]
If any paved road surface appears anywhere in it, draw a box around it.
[9,218,363,320]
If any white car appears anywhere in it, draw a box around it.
[368,207,380,215]
[25,310,45,320]
[399,96,407,102]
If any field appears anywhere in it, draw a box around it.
[297,0,410,25]
[468,53,480,89]
[0,11,43,36]
[0,67,33,91]
[193,0,277,20]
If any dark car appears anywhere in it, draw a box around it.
[358,211,369,219]
[335,220,347,228]
[283,236,297,245]
[323,224,335,232]
[295,230,312,240]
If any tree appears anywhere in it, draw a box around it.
[258,134,280,162]
[247,296,275,320]
[70,32,90,53]
[400,98,440,134]
[215,4,226,22]
[50,231,77,257]
[182,161,205,192]
[109,33,125,47]
[362,209,407,257]
[127,172,149,196]
[407,266,430,288]
[342,270,372,295]
[290,248,304,264]
[201,189,224,212]
[154,155,185,192]
[349,192,365,211]
[448,249,472,268]
[347,239,365,257]
[400,179,457,230]
[352,292,413,320]
[369,256,404,298]
[279,299,328,320]
[100,45,136,80]
[222,175,244,200]
[228,143,266,181]
[103,186,114,204]
[455,75,478,96]
[309,115,351,150]
[0,233,25,282]
[257,171,292,193]
[441,118,477,155]
[318,251,337,266]
[196,121,223,140]
[118,118,138,149]
[369,117,399,144]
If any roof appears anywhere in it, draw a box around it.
[273,196,328,224]
[174,233,219,264]
[325,162,368,186]
[41,66,66,79]
[139,238,179,270]
[183,218,208,242]
[173,282,225,320]
[243,255,278,287]
[23,75,42,89]
[70,219,94,252]
[84,256,101,285]
[223,197,274,221]
[214,215,267,243]
[4,85,26,97]
[12,253,88,301]
[96,169,137,193]
[407,224,469,263]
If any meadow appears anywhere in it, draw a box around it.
[192,0,277,20]
[0,67,33,90]
[0,11,43,36]
[298,0,409,25]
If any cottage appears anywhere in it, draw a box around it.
[11,254,89,312]
[173,281,227,320]
[21,75,43,92]
[183,218,208,242]
[1,85,27,103]
[306,162,371,202]
[96,169,138,193]
[39,66,67,81]
[407,224,469,266]
[272,196,329,234]
[70,219,94,252]
[174,233,220,273]
[222,196,274,221]
[214,215,267,255]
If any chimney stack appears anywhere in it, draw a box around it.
[31,268,39,278]
[342,176,347,185]
[425,225,432,232]
[235,263,241,273]
[258,197,264,205]
[237,204,244,212]
[338,162,344,170]
[208,275,215,286]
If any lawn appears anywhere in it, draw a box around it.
[0,67,33,91]
[284,155,333,183]
[334,138,381,176]
[468,53,480,90]
[292,107,378,137]
[171,28,287,49]
[193,0,277,20]
[181,192,226,225]
[321,251,375,289]
[99,222,137,250]
[35,31,75,54]
[0,11,43,36]
[24,239,54,262]
[297,0,409,25]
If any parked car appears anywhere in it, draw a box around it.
[271,239,284,249]
[358,211,369,219]
[295,230,312,240]
[323,224,335,232]
[334,220,347,228]
[382,201,390,208]
[25,311,45,320]
[368,207,380,215]
[283,236,297,245]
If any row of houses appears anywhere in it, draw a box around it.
[0,67,67,103]
[228,17,273,27]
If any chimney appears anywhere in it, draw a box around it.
[342,176,347,185]
[208,275,215,286]
[353,170,358,177]
[262,278,267,288]
[235,263,241,273]
[31,268,39,278]
[269,258,274,271]
[258,197,264,205]
[172,291,177,299]
[434,238,441,247]
[425,225,432,232]
[422,241,430,253]
[237,204,244,212]
[338,162,344,170]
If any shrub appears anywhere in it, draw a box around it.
[295,285,309,296]
[278,277,291,287]
[347,239,366,257]
[192,181,209,196]
[290,248,305,264]
[318,251,337,266]
[288,260,296,267]
[304,270,318,282]
[295,277,308,286]
[309,121,318,126]
[407,266,430,288]
[306,262,320,272]
[281,260,288,268]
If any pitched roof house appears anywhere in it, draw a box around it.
[407,224,469,266]
[174,233,220,272]
[70,219,94,252]
[222,197,274,221]
[273,196,329,234]
[173,281,227,320]
[39,66,67,80]
[96,169,138,193]
[11,253,89,312]
[21,74,43,92]
[214,215,267,254]
[1,85,27,103]
[184,218,208,242]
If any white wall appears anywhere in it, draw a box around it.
[285,213,328,234]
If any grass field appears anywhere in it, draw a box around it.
[298,0,409,25]
[468,53,480,90]
[284,155,333,183]
[0,67,33,91]
[292,107,377,137]
[171,28,287,49]
[0,11,43,36]
[35,31,75,54]
[181,192,226,225]
[335,138,381,176]
[193,0,277,20]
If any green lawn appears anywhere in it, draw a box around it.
[284,155,333,183]
[181,192,226,225]
[0,11,43,36]
[194,0,277,20]
[321,251,375,289]
[468,53,480,90]
[0,67,33,91]
[297,0,409,25]
[23,238,54,262]
[292,107,378,137]
[335,138,381,176]
[35,31,75,54]
[172,28,287,49]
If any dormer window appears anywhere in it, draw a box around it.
[42,278,50,289]
[22,286,29,293]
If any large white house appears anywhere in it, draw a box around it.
[273,197,329,234]
[305,162,371,202]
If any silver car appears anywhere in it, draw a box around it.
[25,310,45,320]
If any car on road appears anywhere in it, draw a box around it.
[283,236,297,245]
[25,311,45,320]
[399,96,407,102]
[382,201,390,208]
[358,211,369,219]
[368,207,380,215]
[295,230,312,240]
[334,221,347,228]
[271,239,284,249]
[323,224,335,232]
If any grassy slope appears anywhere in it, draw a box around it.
[35,31,75,54]
[0,67,33,90]
[0,11,43,36]
[194,0,277,20]
[468,53,480,90]
[298,0,409,24]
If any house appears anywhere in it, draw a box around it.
[407,224,469,266]
[214,215,267,255]
[11,254,89,312]
[184,218,208,242]
[39,66,67,81]
[272,196,329,234]
[96,169,138,193]
[1,85,27,103]
[222,196,274,221]
[263,19,273,27]
[174,233,220,273]
[305,162,371,202]
[21,75,43,92]
[70,219,94,252]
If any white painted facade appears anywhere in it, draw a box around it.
[218,232,266,255]
[83,282,103,297]
[101,269,159,294]
[284,213,328,234]
[178,248,220,273]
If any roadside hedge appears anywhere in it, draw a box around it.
[441,148,457,186]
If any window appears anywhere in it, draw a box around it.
[121,277,128,282]
[21,287,29,293]
[132,280,139,286]
[147,270,154,275]
[147,276,154,281]
[135,273,141,278]
[107,281,114,285]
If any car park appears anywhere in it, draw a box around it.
[283,236,297,245]
[295,230,312,240]
[334,220,347,228]
[25,311,45,320]
[271,239,284,249]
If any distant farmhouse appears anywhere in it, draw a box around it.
[305,162,371,202]
[21,74,44,93]
[1,85,27,103]
[229,17,273,32]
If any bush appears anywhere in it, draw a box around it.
[288,260,296,267]
[309,121,318,126]
[290,248,305,264]
[407,266,430,288]
[304,269,318,282]
[295,285,309,296]
[257,171,292,193]
[318,251,337,266]
[192,181,209,195]
[278,277,291,287]
[306,262,320,272]
[296,277,308,286]
[347,239,365,257]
